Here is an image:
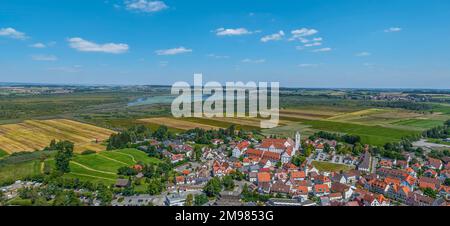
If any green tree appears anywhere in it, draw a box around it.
[194,194,209,206]
[203,177,222,197]
[423,188,437,198]
[97,184,113,206]
[53,141,74,173]
[194,146,202,162]
[53,190,81,206]
[222,176,235,191]
[444,178,450,186]
[147,179,164,195]
[292,155,306,167]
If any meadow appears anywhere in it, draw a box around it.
[47,148,163,185]
[392,119,445,129]
[311,161,355,172]
[0,119,115,153]
[298,119,419,146]
[0,160,42,185]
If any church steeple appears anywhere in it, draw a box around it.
[295,131,301,151]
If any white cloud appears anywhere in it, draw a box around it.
[313,37,323,42]
[47,65,82,73]
[298,64,318,68]
[207,54,229,59]
[0,27,27,40]
[215,28,253,36]
[289,28,318,41]
[304,42,322,47]
[356,52,371,57]
[261,30,285,42]
[30,43,46,48]
[31,54,58,61]
[242,58,265,63]
[125,0,168,13]
[68,37,129,54]
[384,27,402,33]
[312,47,332,53]
[155,47,192,55]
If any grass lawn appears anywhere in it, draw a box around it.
[98,151,136,165]
[44,148,162,185]
[72,154,127,173]
[6,197,33,206]
[113,148,163,165]
[0,160,42,185]
[312,161,354,172]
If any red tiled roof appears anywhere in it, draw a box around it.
[314,184,330,193]
[331,182,349,193]
[428,157,442,169]
[384,176,401,186]
[380,159,393,167]
[236,140,250,150]
[246,148,281,161]
[404,175,416,186]
[418,177,440,190]
[369,179,388,189]
[176,176,185,183]
[297,186,308,193]
[172,154,184,161]
[291,171,306,179]
[257,172,271,183]
[260,139,290,149]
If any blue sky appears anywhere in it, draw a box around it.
[1,0,450,88]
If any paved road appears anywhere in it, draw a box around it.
[413,139,450,149]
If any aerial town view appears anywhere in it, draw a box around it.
[1,0,450,211]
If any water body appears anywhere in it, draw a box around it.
[128,95,175,106]
[127,95,248,107]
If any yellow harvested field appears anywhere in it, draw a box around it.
[138,117,222,131]
[327,108,389,120]
[0,119,115,154]
[327,108,424,125]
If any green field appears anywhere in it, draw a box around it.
[276,117,420,146]
[392,119,444,129]
[306,119,419,146]
[431,103,450,115]
[312,161,355,172]
[0,149,8,158]
[0,148,163,185]
[49,149,161,184]
[59,148,163,184]
[0,160,42,185]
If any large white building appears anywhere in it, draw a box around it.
[257,131,301,164]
